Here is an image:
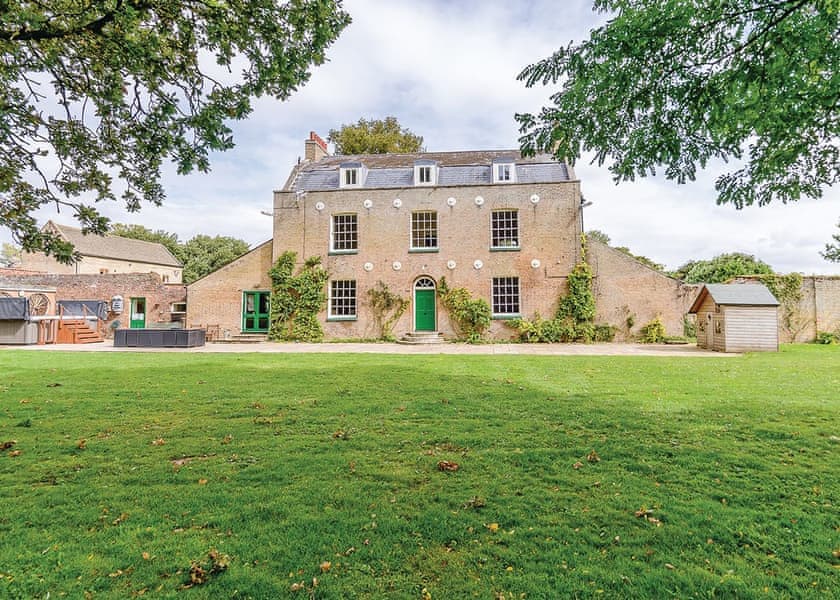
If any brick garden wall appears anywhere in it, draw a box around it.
[0,272,185,335]
[731,275,840,342]
[588,241,698,340]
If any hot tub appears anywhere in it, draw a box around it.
[113,328,206,348]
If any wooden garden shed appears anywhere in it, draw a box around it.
[689,283,780,352]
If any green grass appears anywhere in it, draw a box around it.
[0,345,837,599]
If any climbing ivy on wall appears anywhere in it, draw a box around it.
[513,234,603,343]
[758,273,807,342]
[267,251,328,342]
[367,281,409,341]
[438,277,491,343]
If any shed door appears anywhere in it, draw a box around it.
[129,297,146,329]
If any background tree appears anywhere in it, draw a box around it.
[178,235,250,284]
[821,221,840,263]
[110,223,248,284]
[585,229,664,270]
[328,117,423,154]
[517,1,838,210]
[585,229,612,245]
[1,1,350,263]
[0,242,22,268]
[673,252,774,283]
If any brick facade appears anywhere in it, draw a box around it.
[186,241,273,337]
[271,181,582,339]
[0,272,185,335]
[186,172,699,340]
[19,252,183,283]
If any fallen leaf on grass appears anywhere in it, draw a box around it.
[0,441,16,451]
[319,560,331,573]
[8,450,21,457]
[634,507,662,526]
[463,496,486,509]
[112,512,129,526]
[151,438,165,446]
[665,563,676,570]
[46,383,62,388]
[437,460,459,472]
[77,439,87,450]
[587,450,601,463]
[487,523,499,533]
[421,587,432,600]
[142,552,151,560]
[573,461,584,470]
[183,549,230,588]
[221,435,233,445]
[198,479,208,485]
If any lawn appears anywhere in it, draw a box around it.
[0,345,837,599]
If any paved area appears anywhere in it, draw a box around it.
[1,340,735,357]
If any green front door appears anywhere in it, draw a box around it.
[129,297,146,329]
[243,291,270,332]
[415,289,436,331]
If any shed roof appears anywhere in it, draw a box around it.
[45,221,182,267]
[284,150,571,192]
[688,283,779,313]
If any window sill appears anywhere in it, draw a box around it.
[490,246,521,252]
[328,250,358,256]
[492,314,521,320]
[327,316,357,322]
[408,248,439,253]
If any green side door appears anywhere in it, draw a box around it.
[129,297,146,329]
[243,291,270,332]
[415,289,436,331]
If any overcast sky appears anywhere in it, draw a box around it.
[5,0,839,274]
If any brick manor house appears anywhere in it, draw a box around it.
[186,133,695,340]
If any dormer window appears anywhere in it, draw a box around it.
[414,159,438,186]
[492,157,517,183]
[339,162,365,188]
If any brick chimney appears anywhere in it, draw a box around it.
[304,131,329,162]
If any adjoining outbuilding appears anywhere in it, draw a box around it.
[688,283,780,352]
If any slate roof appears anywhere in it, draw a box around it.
[285,150,571,192]
[46,221,182,267]
[688,283,779,313]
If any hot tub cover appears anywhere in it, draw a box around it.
[57,300,108,320]
[0,297,29,321]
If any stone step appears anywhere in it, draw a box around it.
[397,331,446,345]
[212,334,268,343]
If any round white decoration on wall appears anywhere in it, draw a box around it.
[531,259,541,269]
[314,201,325,211]
[392,261,402,271]
[530,194,540,204]
[393,198,402,208]
[474,196,484,206]
[363,262,374,272]
[447,260,456,270]
[363,199,373,209]
[473,260,483,270]
[446,197,456,207]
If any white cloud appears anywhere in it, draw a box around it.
[2,0,838,274]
